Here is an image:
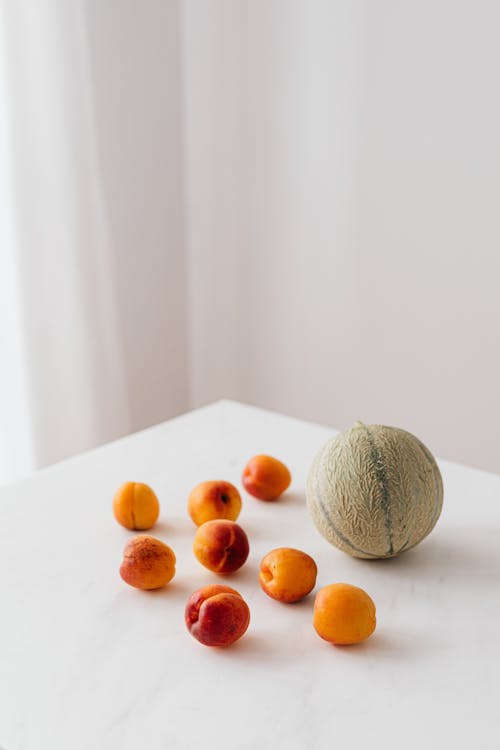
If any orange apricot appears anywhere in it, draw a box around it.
[193,520,249,574]
[259,547,317,603]
[119,535,176,590]
[313,583,376,645]
[188,480,242,525]
[185,584,250,647]
[113,481,160,530]
[242,455,291,501]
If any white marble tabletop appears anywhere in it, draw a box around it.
[1,400,499,750]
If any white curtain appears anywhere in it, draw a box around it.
[0,0,187,484]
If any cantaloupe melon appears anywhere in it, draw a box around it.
[306,422,443,559]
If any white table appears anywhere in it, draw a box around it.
[1,400,499,750]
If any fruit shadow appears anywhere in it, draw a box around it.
[284,592,316,611]
[277,489,306,507]
[153,518,194,538]
[216,632,289,662]
[328,630,432,660]
[215,561,260,588]
[242,489,305,512]
[137,578,195,599]
[358,528,500,583]
[235,519,267,539]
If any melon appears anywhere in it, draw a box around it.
[306,422,443,559]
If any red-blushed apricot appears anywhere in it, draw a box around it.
[259,547,317,603]
[193,520,249,573]
[113,481,160,530]
[242,455,291,501]
[185,584,250,647]
[313,583,376,645]
[188,480,242,526]
[119,535,176,590]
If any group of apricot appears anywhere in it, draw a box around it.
[113,455,376,648]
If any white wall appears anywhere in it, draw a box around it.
[182,0,500,473]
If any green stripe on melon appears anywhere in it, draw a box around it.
[306,423,444,559]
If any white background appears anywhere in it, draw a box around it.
[1,0,500,480]
[183,0,500,473]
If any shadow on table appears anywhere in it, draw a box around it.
[215,632,291,662]
[333,630,430,659]
[136,577,197,599]
[280,489,306,507]
[361,526,500,583]
[153,518,194,538]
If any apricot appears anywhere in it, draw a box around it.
[113,481,160,530]
[185,584,250,647]
[188,480,242,526]
[313,583,376,645]
[119,535,176,590]
[193,520,249,573]
[242,455,291,501]
[259,547,317,603]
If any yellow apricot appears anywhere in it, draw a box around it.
[242,455,291,501]
[259,548,317,603]
[313,583,376,645]
[188,480,242,525]
[113,482,160,530]
[120,535,176,590]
